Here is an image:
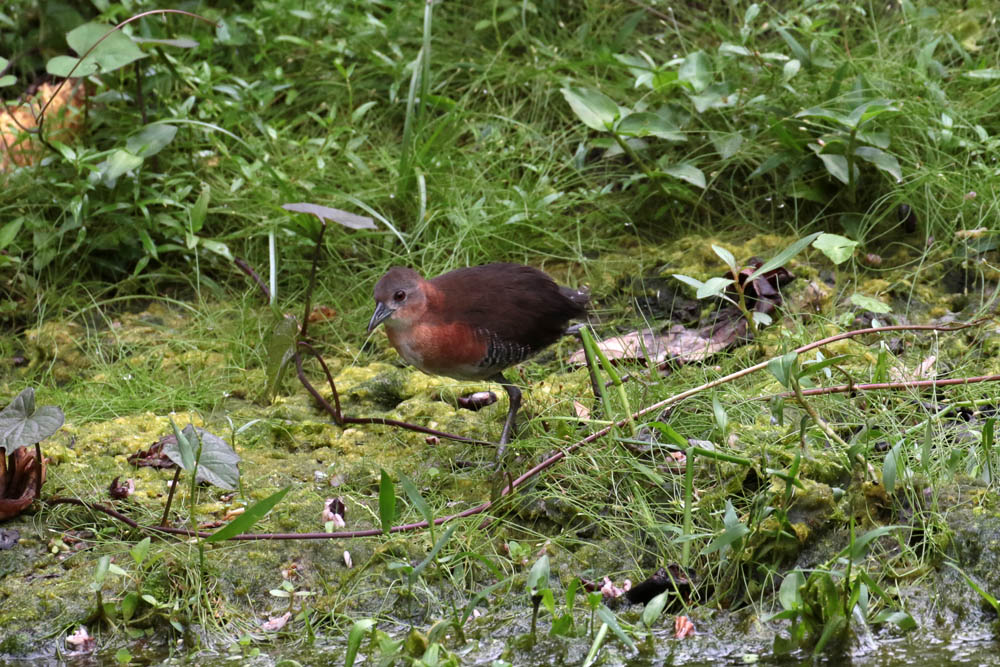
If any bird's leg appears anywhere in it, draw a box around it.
[491,372,522,456]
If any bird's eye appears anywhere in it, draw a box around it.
[393,289,406,302]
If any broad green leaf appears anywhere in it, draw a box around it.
[261,314,299,403]
[560,87,619,131]
[379,469,396,535]
[126,124,177,158]
[778,570,805,610]
[712,395,728,435]
[854,146,902,182]
[345,619,376,667]
[526,554,550,594]
[710,131,743,159]
[712,244,737,271]
[718,43,752,57]
[850,293,892,313]
[846,99,897,128]
[121,592,139,622]
[746,231,822,281]
[795,106,848,127]
[206,487,289,542]
[782,59,801,82]
[130,537,151,566]
[817,153,851,185]
[597,605,637,651]
[672,274,705,292]
[812,233,858,265]
[678,51,712,93]
[873,610,916,630]
[703,500,748,554]
[767,351,798,388]
[660,161,706,188]
[615,112,684,141]
[0,388,65,454]
[99,150,144,187]
[190,186,210,233]
[777,28,809,66]
[0,75,14,88]
[697,276,733,299]
[162,424,241,490]
[398,471,433,525]
[964,68,1000,80]
[47,22,147,77]
[0,218,23,251]
[197,238,233,261]
[641,591,669,628]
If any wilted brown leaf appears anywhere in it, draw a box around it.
[2,81,88,173]
[0,447,44,520]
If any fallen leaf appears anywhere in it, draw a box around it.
[1,81,88,173]
[0,446,44,520]
[260,611,291,632]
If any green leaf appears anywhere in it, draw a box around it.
[767,351,798,389]
[615,112,684,141]
[126,124,178,158]
[206,486,290,543]
[398,471,433,525]
[854,146,902,182]
[872,610,916,630]
[846,99,897,128]
[795,106,848,127]
[964,68,1000,80]
[710,131,744,159]
[47,22,147,77]
[778,570,805,611]
[0,387,65,454]
[777,28,810,66]
[641,591,669,628]
[0,75,15,88]
[410,524,458,581]
[526,554,550,595]
[812,233,858,265]
[697,276,734,299]
[678,51,712,93]
[882,440,902,495]
[162,424,241,490]
[712,395,729,435]
[560,87,619,132]
[281,202,377,230]
[596,605,636,651]
[672,274,705,292]
[261,314,299,403]
[782,59,801,82]
[190,185,210,233]
[817,152,851,185]
[197,238,233,261]
[703,500,749,554]
[345,619,376,667]
[850,293,892,313]
[379,469,396,535]
[130,537,151,566]
[747,231,822,281]
[99,149,144,187]
[712,245,737,272]
[660,162,706,188]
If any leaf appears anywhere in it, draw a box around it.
[817,153,851,185]
[882,440,903,495]
[261,314,299,403]
[660,162,706,188]
[641,591,669,628]
[746,231,822,281]
[410,524,457,581]
[964,68,1000,80]
[190,185,210,233]
[812,233,858,265]
[281,203,377,230]
[710,131,744,159]
[795,106,848,127]
[672,274,705,292]
[854,146,902,182]
[0,388,65,454]
[777,28,810,66]
[47,22,147,77]
[126,124,178,158]
[398,471,432,526]
[778,570,805,611]
[99,150,144,187]
[197,238,233,261]
[345,619,376,667]
[703,500,749,554]
[767,351,798,389]
[850,293,892,313]
[162,425,241,490]
[379,469,395,535]
[782,59,801,82]
[526,554,550,595]
[712,245,737,272]
[846,99,897,128]
[560,87,620,131]
[678,51,712,93]
[615,112,684,141]
[206,487,289,542]
[697,276,734,299]
[130,537,151,566]
[597,605,637,651]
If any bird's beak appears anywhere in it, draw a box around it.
[367,301,393,334]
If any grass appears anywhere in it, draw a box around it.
[2,0,1000,662]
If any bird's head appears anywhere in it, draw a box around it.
[367,267,427,334]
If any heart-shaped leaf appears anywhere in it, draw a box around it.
[0,388,65,454]
[162,425,240,490]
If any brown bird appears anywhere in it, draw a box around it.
[367,263,588,446]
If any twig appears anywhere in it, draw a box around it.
[233,257,270,302]
[761,374,1000,399]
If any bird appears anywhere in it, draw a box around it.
[367,263,588,449]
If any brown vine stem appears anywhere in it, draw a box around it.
[47,319,991,540]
